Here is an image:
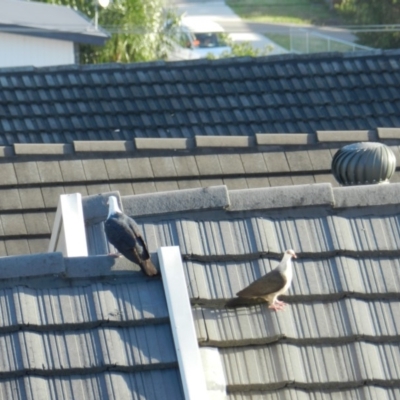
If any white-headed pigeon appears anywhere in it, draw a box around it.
[105,196,158,276]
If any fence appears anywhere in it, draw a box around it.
[289,27,373,54]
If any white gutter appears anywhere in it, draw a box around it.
[158,246,209,400]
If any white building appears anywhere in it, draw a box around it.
[0,0,109,68]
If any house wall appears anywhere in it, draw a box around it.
[0,31,75,67]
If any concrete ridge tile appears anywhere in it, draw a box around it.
[14,144,73,155]
[316,130,370,142]
[82,191,121,222]
[65,255,145,278]
[229,183,334,211]
[0,252,64,280]
[134,138,193,150]
[256,133,315,145]
[333,183,400,208]
[0,146,15,157]
[377,128,400,140]
[195,136,254,148]
[74,141,134,152]
[122,185,230,217]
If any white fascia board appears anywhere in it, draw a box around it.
[158,246,208,400]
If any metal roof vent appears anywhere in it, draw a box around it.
[332,142,396,186]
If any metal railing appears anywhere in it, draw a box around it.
[289,27,373,54]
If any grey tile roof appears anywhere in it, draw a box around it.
[1,0,109,45]
[0,149,399,397]
[0,133,398,258]
[0,253,184,399]
[104,182,400,397]
[0,50,400,144]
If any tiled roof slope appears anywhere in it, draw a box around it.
[0,131,400,258]
[1,50,400,143]
[113,183,400,398]
[0,252,184,399]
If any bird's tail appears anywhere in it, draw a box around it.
[141,259,159,276]
[225,297,266,308]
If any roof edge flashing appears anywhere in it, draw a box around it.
[158,246,208,400]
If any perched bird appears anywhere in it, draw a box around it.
[104,196,158,276]
[226,249,297,311]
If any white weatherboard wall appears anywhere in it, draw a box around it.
[158,246,209,400]
[0,32,74,67]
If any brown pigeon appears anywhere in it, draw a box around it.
[227,249,297,311]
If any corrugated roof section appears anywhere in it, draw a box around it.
[0,255,184,399]
[117,183,400,397]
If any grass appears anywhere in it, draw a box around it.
[227,0,361,53]
[226,0,340,26]
[268,31,362,53]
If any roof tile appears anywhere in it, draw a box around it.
[104,159,132,180]
[0,163,17,185]
[14,162,40,184]
[23,212,50,235]
[1,214,27,236]
[150,157,177,178]
[82,159,108,181]
[218,154,245,175]
[0,189,22,211]
[36,161,63,183]
[223,178,248,190]
[285,151,314,172]
[19,188,44,209]
[263,152,290,173]
[195,155,222,176]
[317,130,370,142]
[59,160,86,182]
[127,157,154,179]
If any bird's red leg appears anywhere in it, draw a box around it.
[268,302,285,311]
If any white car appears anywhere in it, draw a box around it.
[167,16,232,61]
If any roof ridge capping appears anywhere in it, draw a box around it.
[82,191,122,222]
[122,185,229,217]
[333,182,400,208]
[229,183,334,212]
[0,252,64,280]
[0,252,145,281]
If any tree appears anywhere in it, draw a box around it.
[337,0,400,48]
[36,0,177,63]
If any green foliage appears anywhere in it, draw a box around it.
[35,0,179,63]
[228,41,273,57]
[208,33,272,58]
[337,0,400,48]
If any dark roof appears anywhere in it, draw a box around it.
[0,131,399,257]
[1,0,109,45]
[0,252,184,399]
[0,50,400,144]
[93,181,400,398]
[0,132,398,396]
